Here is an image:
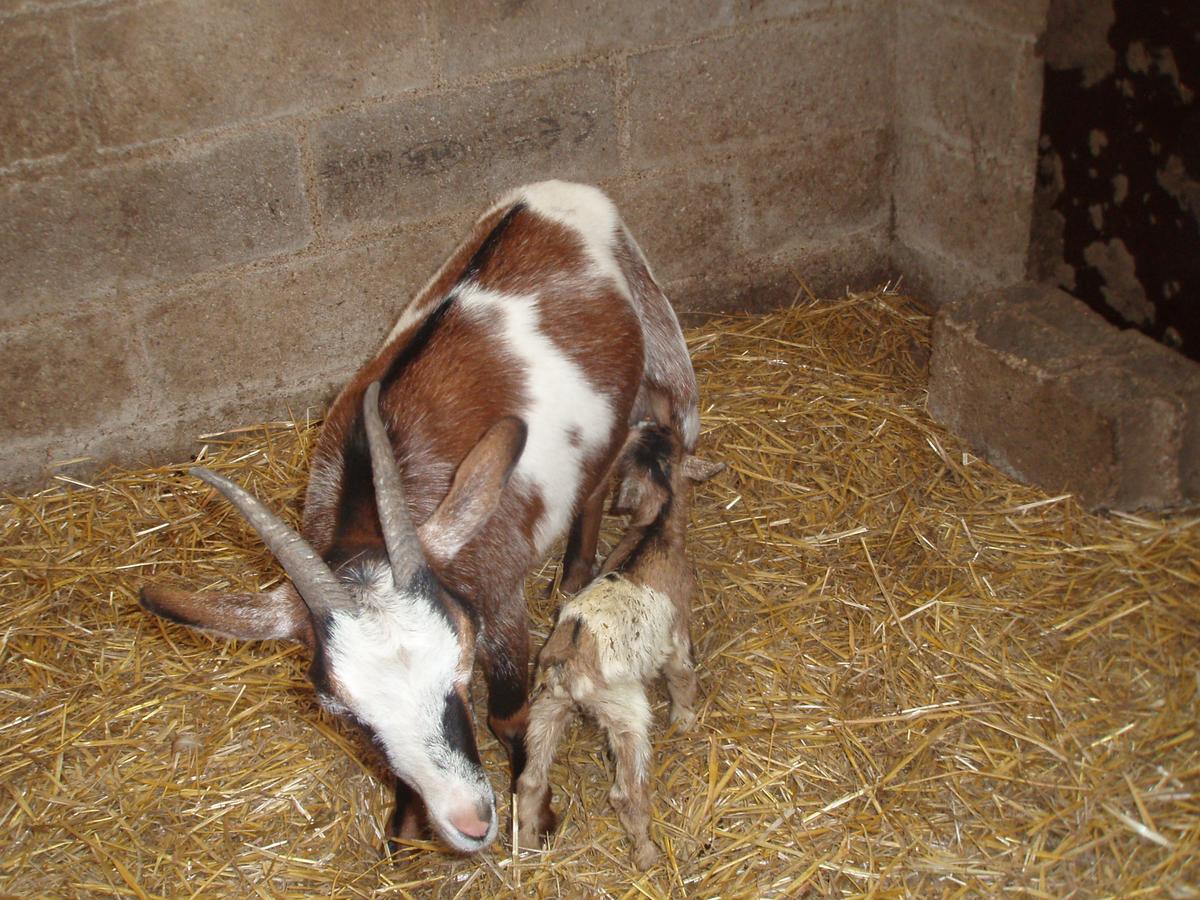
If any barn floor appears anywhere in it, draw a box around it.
[2,290,1198,897]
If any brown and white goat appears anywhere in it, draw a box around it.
[515,424,723,869]
[138,181,698,855]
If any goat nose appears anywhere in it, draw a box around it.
[449,801,493,841]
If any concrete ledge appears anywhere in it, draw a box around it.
[929,282,1200,510]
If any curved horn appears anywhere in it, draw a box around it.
[190,467,355,617]
[362,381,425,584]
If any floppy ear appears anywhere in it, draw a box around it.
[629,475,670,527]
[419,417,527,565]
[139,582,313,646]
[682,455,726,483]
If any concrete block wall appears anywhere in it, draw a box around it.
[1,0,1046,491]
[929,284,1200,509]
[892,0,1048,304]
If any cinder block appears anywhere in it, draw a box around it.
[666,225,891,316]
[928,283,1199,510]
[1107,329,1200,501]
[667,269,799,321]
[0,311,136,439]
[731,0,870,23]
[961,282,1128,371]
[312,67,618,239]
[894,131,1034,283]
[1065,369,1184,509]
[0,132,311,325]
[733,128,890,255]
[609,171,737,284]
[890,238,1001,306]
[0,13,78,165]
[921,0,1049,34]
[897,4,1042,163]
[781,226,893,298]
[138,227,461,401]
[0,373,341,494]
[436,0,731,78]
[627,12,887,167]
[75,0,433,147]
[930,299,1118,505]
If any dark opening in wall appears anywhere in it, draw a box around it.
[1030,0,1200,360]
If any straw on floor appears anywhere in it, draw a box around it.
[2,288,1197,897]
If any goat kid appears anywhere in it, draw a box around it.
[515,424,723,869]
[138,182,698,855]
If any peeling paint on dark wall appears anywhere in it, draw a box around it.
[1030,0,1200,360]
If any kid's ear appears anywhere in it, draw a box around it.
[682,455,726,483]
[418,417,527,566]
[629,475,670,527]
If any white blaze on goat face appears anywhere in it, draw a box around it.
[459,285,614,556]
[316,561,497,853]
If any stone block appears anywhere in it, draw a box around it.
[0,310,136,440]
[928,283,1199,510]
[436,0,731,78]
[667,225,891,317]
[733,128,890,255]
[922,0,1049,35]
[627,11,887,167]
[608,171,737,284]
[890,238,1002,307]
[75,0,433,147]
[668,269,799,322]
[731,0,875,23]
[955,281,1128,371]
[0,132,310,325]
[1064,368,1184,509]
[142,373,342,470]
[139,226,461,401]
[0,372,341,494]
[894,131,1034,284]
[930,298,1117,505]
[0,13,78,165]
[312,67,618,238]
[782,225,893,297]
[1108,329,1200,501]
[2,0,90,12]
[897,4,1043,163]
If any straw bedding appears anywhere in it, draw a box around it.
[2,289,1197,897]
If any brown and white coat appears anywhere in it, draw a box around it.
[139,181,698,855]
[515,424,722,869]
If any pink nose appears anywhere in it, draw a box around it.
[449,803,492,840]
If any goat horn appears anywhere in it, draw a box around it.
[362,381,425,585]
[190,467,355,617]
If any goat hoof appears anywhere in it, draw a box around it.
[670,707,697,731]
[515,792,558,847]
[518,814,555,850]
[632,841,661,870]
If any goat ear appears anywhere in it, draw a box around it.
[139,582,313,646]
[682,455,725,483]
[630,477,669,527]
[419,417,527,565]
